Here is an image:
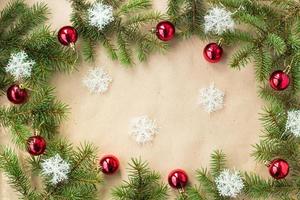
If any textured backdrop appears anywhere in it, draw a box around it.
[0,0,267,199]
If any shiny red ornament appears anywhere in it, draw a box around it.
[203,43,223,63]
[99,155,119,175]
[168,169,188,189]
[7,84,28,104]
[268,159,289,179]
[269,70,290,91]
[57,26,78,46]
[27,136,47,156]
[156,21,175,41]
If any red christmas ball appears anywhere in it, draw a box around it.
[27,136,47,156]
[99,155,119,175]
[156,21,175,41]
[57,26,78,46]
[203,43,223,63]
[269,70,290,91]
[7,84,28,104]
[268,159,289,179]
[168,169,188,189]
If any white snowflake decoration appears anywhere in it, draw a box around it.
[215,169,244,198]
[5,51,35,80]
[88,2,114,30]
[286,110,300,137]
[41,154,70,185]
[130,115,159,145]
[198,83,225,113]
[204,7,235,35]
[82,67,112,94]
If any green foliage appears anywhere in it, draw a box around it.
[179,151,227,200]
[112,158,168,200]
[70,0,167,66]
[167,0,205,38]
[0,1,101,199]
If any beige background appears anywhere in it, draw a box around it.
[0,0,267,199]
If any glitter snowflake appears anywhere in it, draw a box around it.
[286,110,300,137]
[41,154,70,185]
[82,67,112,94]
[215,169,244,198]
[5,51,35,80]
[198,83,225,113]
[130,115,159,145]
[88,2,114,30]
[204,7,235,35]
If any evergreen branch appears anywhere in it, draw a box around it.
[210,150,226,178]
[0,0,27,34]
[112,158,168,200]
[0,148,34,198]
[118,0,151,15]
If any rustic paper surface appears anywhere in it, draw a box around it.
[0,0,267,199]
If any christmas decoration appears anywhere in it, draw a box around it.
[268,159,289,180]
[88,2,114,30]
[155,21,175,41]
[130,115,158,145]
[5,51,35,80]
[204,7,235,35]
[168,169,188,189]
[203,43,223,63]
[7,84,28,104]
[3,0,300,199]
[198,83,224,113]
[286,110,300,137]
[41,154,70,185]
[269,70,290,91]
[57,26,78,46]
[99,155,119,175]
[71,0,167,65]
[82,67,112,94]
[215,169,244,198]
[27,136,46,156]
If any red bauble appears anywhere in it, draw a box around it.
[269,70,290,91]
[27,136,47,156]
[99,155,119,175]
[268,159,289,179]
[156,21,175,41]
[168,169,188,189]
[203,43,223,63]
[58,26,78,46]
[7,84,28,104]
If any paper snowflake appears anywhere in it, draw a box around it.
[286,110,300,137]
[215,169,244,198]
[198,84,225,113]
[82,67,112,94]
[88,2,114,30]
[204,7,235,35]
[41,154,70,185]
[130,115,159,145]
[5,51,35,80]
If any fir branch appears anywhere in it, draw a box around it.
[210,150,226,178]
[0,147,35,198]
[112,158,168,200]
